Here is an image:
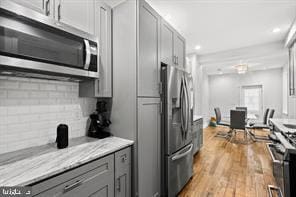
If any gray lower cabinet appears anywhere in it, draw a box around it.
[115,148,131,197]
[32,147,131,197]
[138,98,161,197]
[192,118,203,154]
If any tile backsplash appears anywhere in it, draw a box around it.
[0,76,96,154]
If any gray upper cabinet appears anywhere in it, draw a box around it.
[174,33,186,68]
[79,1,112,98]
[160,19,186,68]
[138,98,161,197]
[11,0,54,16]
[95,1,112,97]
[55,0,95,34]
[138,0,161,97]
[160,20,174,66]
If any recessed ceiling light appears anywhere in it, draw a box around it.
[272,28,281,33]
[217,68,223,75]
[195,45,201,50]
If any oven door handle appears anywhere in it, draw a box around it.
[266,143,282,164]
[267,185,283,197]
[83,39,91,70]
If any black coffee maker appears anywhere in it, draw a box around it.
[88,100,112,139]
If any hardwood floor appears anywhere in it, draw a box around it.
[179,126,276,197]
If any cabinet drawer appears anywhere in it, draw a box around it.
[32,154,114,196]
[115,147,131,172]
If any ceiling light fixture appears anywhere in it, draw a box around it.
[195,45,201,50]
[234,64,248,74]
[217,68,223,75]
[272,28,281,33]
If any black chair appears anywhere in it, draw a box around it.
[236,107,247,118]
[214,107,230,126]
[236,106,248,123]
[249,109,274,141]
[230,110,246,130]
[251,108,272,129]
[214,107,231,139]
[230,110,246,142]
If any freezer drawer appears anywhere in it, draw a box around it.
[166,143,193,197]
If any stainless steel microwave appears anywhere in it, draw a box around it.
[0,0,99,80]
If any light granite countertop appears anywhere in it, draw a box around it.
[193,115,203,122]
[0,136,134,186]
[270,118,296,133]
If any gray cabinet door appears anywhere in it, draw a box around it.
[138,98,161,197]
[11,0,52,16]
[138,0,161,97]
[95,2,112,97]
[34,155,114,197]
[55,0,95,34]
[174,34,186,68]
[160,20,174,66]
[289,42,296,96]
[115,147,131,197]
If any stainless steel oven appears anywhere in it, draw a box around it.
[267,142,296,197]
[0,0,98,79]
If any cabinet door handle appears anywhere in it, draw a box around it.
[176,56,179,65]
[116,178,121,191]
[159,82,163,95]
[58,4,61,20]
[45,0,50,16]
[63,180,82,193]
[159,100,163,114]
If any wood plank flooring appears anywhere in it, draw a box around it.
[179,126,276,197]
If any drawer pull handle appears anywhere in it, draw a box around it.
[267,185,283,197]
[266,143,282,164]
[64,180,82,193]
[121,155,127,163]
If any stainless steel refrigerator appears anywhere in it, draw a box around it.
[161,63,193,197]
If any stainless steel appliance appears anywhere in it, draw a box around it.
[0,0,98,80]
[267,130,296,197]
[161,63,193,197]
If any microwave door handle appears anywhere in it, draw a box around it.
[83,39,91,70]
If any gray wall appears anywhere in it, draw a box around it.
[208,68,283,120]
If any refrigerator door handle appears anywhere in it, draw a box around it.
[172,144,193,161]
[183,77,190,136]
[180,79,185,138]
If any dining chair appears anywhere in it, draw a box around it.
[214,107,232,139]
[214,107,230,126]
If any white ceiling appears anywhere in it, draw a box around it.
[105,0,296,73]
[195,41,288,75]
[104,0,296,54]
[146,0,296,55]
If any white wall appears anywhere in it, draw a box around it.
[187,54,210,123]
[283,63,296,119]
[208,68,283,120]
[0,76,96,154]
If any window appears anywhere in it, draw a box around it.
[241,85,263,114]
